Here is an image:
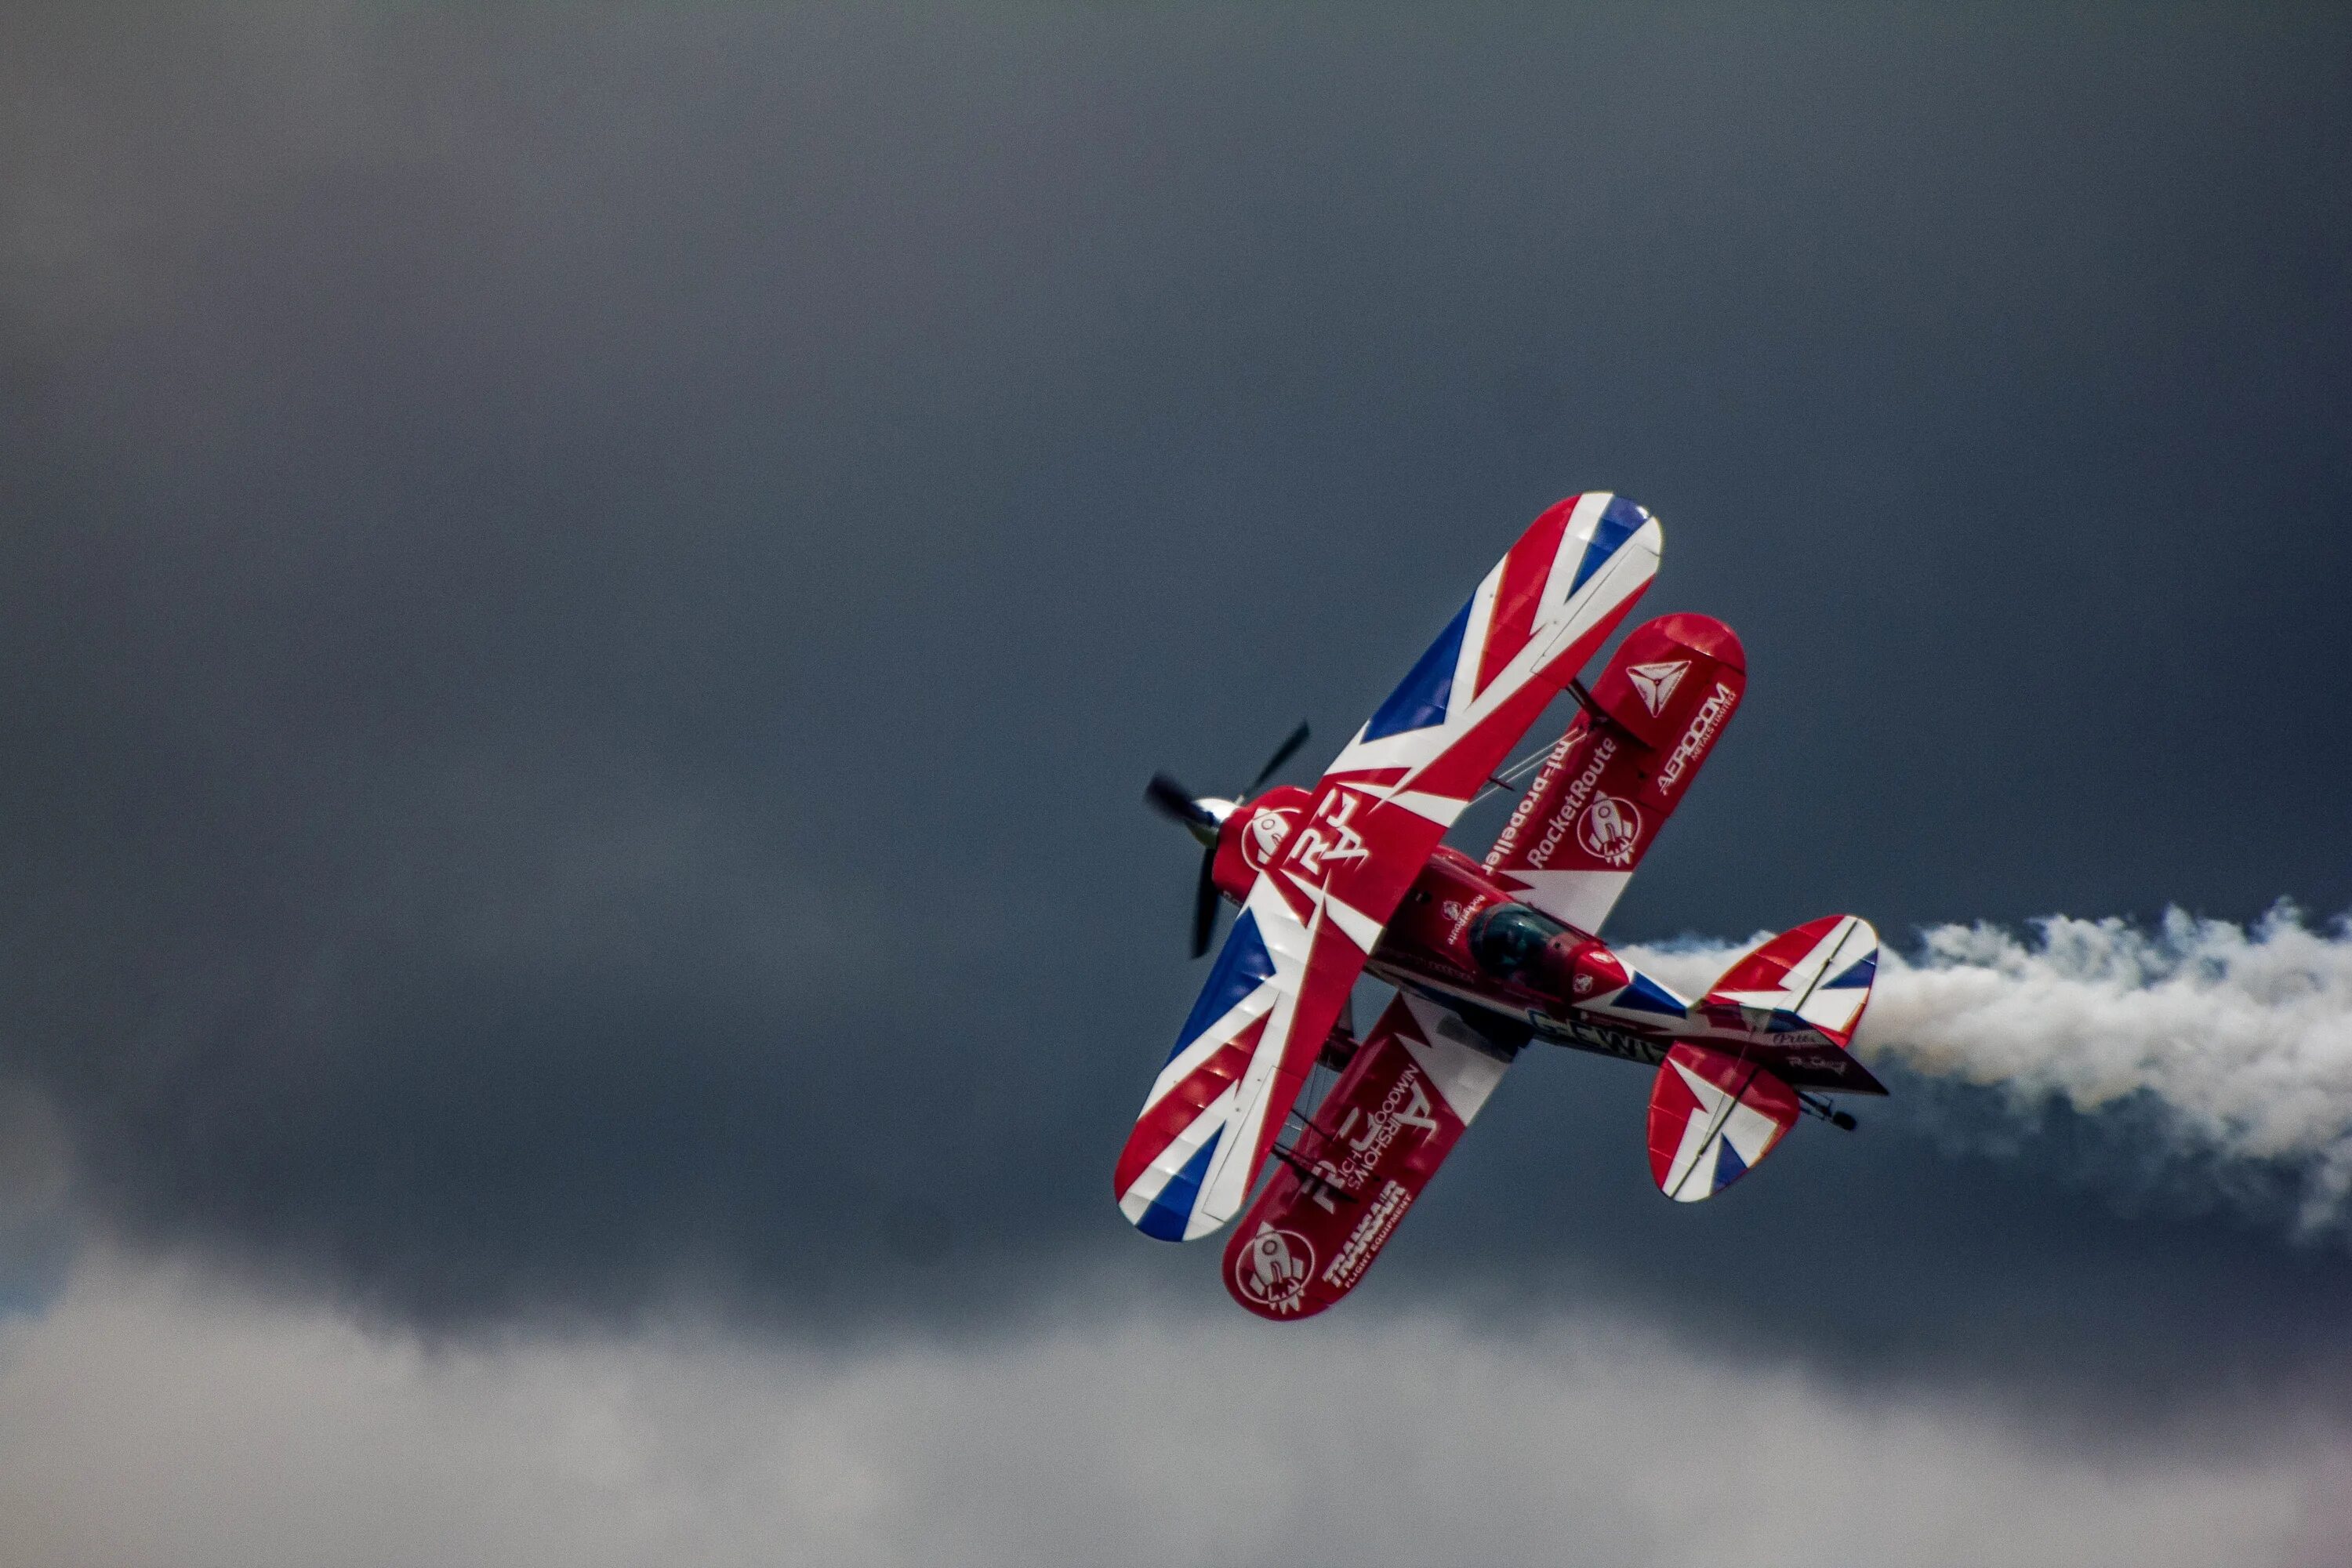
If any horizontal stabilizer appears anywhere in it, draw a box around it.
[1646,1042,1798,1202]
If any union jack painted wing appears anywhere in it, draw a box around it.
[1115,493,1663,1240]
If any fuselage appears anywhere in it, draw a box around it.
[1209,789,1675,1069]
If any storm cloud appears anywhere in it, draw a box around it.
[2,1251,2345,1568]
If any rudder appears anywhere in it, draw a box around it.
[1686,914,1886,1095]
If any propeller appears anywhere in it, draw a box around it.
[1145,720,1311,958]
[1241,720,1312,798]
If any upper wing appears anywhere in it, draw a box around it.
[1116,492,1662,1240]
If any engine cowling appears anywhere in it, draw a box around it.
[1209,785,1315,903]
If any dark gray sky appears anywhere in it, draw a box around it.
[4,0,2350,1491]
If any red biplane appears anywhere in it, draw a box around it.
[1116,493,1883,1320]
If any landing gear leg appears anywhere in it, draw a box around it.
[1797,1091,1858,1131]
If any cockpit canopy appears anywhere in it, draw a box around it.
[1468,901,1571,983]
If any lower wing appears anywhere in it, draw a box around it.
[1220,992,1520,1320]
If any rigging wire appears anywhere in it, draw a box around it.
[1465,733,1565,810]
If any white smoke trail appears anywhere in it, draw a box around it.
[1626,906,2352,1228]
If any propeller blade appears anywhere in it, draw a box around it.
[1154,720,1305,959]
[1145,773,1215,829]
[1190,847,1221,958]
[1242,720,1311,797]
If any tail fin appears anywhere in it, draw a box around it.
[1686,914,1888,1096]
[1483,613,1744,935]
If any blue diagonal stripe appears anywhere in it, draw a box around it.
[1166,911,1275,1065]
[1711,1134,1749,1193]
[1568,495,1648,596]
[1823,953,1877,990]
[1611,971,1689,1018]
[1363,596,1472,741]
[1135,1127,1222,1241]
